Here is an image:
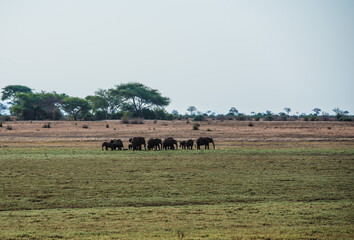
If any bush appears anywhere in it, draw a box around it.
[248,122,253,127]
[106,124,109,128]
[193,123,200,130]
[265,115,274,121]
[310,116,317,121]
[82,124,89,129]
[236,114,247,121]
[193,115,205,121]
[6,125,12,130]
[0,122,2,127]
[254,116,260,121]
[338,116,352,121]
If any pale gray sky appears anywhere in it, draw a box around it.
[1,0,353,115]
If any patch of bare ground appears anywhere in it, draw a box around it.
[0,120,353,144]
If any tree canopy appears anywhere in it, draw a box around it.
[113,83,170,115]
[1,85,33,104]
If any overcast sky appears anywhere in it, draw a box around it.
[1,0,353,115]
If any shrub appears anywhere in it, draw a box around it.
[193,123,200,130]
[42,123,51,128]
[193,115,205,121]
[265,115,274,121]
[310,116,317,121]
[338,116,352,121]
[248,122,253,127]
[6,125,12,130]
[106,124,109,128]
[0,122,2,127]
[82,124,89,129]
[254,116,260,121]
[207,128,212,131]
[236,114,247,121]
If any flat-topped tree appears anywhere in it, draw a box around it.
[112,82,170,116]
[1,85,32,105]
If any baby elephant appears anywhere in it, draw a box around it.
[180,140,194,149]
[186,139,194,150]
[102,139,124,151]
[180,141,187,149]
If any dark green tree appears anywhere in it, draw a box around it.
[284,107,291,115]
[113,83,170,116]
[94,89,123,117]
[85,94,109,119]
[10,93,44,120]
[313,108,321,115]
[10,92,66,120]
[187,106,197,116]
[1,85,32,105]
[61,97,91,120]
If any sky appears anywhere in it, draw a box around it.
[0,0,353,115]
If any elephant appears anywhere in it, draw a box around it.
[111,139,124,150]
[129,137,146,151]
[147,138,162,150]
[163,137,178,150]
[179,141,187,149]
[196,137,215,149]
[186,139,194,150]
[102,139,124,150]
[102,141,111,150]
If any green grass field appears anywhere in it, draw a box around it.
[0,142,353,239]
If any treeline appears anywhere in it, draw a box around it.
[0,83,171,121]
[0,84,352,122]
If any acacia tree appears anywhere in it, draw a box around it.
[187,106,197,116]
[61,97,91,120]
[112,83,170,116]
[229,107,239,116]
[284,107,291,116]
[1,85,32,105]
[313,108,321,116]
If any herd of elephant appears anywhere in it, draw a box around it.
[101,137,215,151]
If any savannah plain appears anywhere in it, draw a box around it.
[0,120,353,239]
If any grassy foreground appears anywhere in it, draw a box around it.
[0,142,353,239]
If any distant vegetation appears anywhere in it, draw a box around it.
[0,84,352,121]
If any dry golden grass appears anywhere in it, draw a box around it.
[0,120,353,145]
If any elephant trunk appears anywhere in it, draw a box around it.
[211,140,215,149]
